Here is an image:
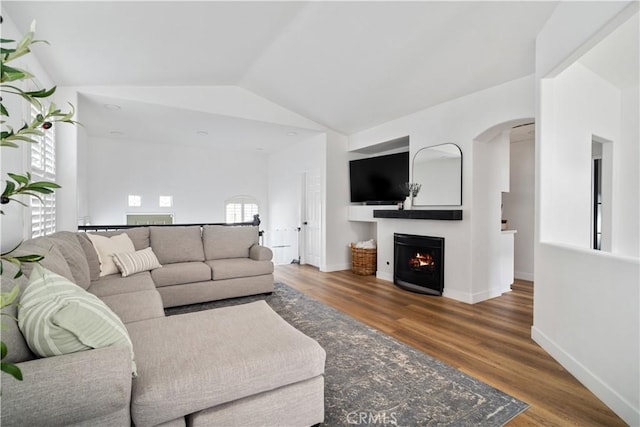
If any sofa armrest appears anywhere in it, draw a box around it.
[1,345,132,427]
[249,244,273,261]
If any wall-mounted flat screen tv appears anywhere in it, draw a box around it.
[349,151,409,204]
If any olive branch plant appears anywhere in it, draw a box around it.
[1,18,79,381]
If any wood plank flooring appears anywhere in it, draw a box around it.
[274,264,626,426]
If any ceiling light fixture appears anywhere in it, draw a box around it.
[196,130,209,136]
[104,104,121,111]
[287,131,298,136]
[109,130,124,136]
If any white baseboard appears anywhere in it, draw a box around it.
[531,326,639,426]
[376,271,393,282]
[320,263,351,273]
[515,271,534,282]
[442,288,474,304]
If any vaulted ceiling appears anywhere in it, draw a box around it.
[4,1,559,144]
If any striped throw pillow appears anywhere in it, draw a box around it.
[112,247,162,277]
[18,265,137,376]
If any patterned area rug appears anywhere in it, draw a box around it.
[166,283,528,426]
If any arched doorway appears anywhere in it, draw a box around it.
[471,118,535,296]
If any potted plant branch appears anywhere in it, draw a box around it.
[1,19,78,381]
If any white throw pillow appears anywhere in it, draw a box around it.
[18,265,137,376]
[87,233,135,276]
[113,247,162,277]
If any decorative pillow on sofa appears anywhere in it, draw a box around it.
[18,265,137,376]
[113,247,162,277]
[87,233,136,277]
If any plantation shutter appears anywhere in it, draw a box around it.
[30,103,56,237]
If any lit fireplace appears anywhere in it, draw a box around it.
[394,233,444,296]
[409,252,435,270]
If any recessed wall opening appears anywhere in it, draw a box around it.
[591,136,612,252]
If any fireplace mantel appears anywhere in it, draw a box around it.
[373,210,463,221]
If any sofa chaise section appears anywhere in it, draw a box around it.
[127,301,326,427]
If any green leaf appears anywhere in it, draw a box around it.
[26,86,56,98]
[0,102,8,116]
[18,128,44,137]
[0,140,19,148]
[1,361,23,381]
[14,254,44,263]
[4,135,38,144]
[1,64,33,83]
[0,285,20,310]
[2,181,16,197]
[1,341,7,359]
[0,39,17,43]
[7,173,29,185]
[29,181,61,189]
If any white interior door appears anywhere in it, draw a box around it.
[302,170,321,267]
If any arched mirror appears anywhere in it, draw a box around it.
[412,143,462,206]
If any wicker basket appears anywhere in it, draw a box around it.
[350,243,377,275]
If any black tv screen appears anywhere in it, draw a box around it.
[350,152,409,204]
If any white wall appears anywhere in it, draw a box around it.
[267,134,325,265]
[54,87,80,232]
[502,137,535,281]
[325,130,368,272]
[543,62,621,248]
[349,75,534,303]
[471,130,511,300]
[534,3,639,425]
[86,136,269,226]
[613,85,640,257]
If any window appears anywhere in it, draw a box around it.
[225,196,259,223]
[30,103,56,237]
[159,195,173,207]
[128,195,142,207]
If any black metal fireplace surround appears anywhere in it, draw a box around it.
[394,233,444,296]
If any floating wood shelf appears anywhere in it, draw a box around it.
[373,209,463,220]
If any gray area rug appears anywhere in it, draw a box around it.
[166,283,528,426]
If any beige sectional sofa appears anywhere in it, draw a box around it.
[0,225,326,426]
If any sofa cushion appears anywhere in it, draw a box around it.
[88,271,156,298]
[113,247,162,277]
[77,233,101,281]
[48,231,92,290]
[18,266,136,376]
[128,301,325,427]
[87,233,136,277]
[206,258,273,281]
[150,226,204,264]
[100,290,165,324]
[202,225,259,260]
[151,262,211,288]
[8,236,75,283]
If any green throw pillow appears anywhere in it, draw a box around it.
[18,265,137,376]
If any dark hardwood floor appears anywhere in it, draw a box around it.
[274,264,626,427]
